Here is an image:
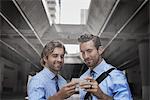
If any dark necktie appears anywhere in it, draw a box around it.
[90,70,95,78]
[54,75,59,92]
[84,70,95,100]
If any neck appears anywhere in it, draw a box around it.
[97,57,103,65]
[45,66,58,75]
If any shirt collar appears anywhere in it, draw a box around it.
[43,67,58,80]
[92,59,108,76]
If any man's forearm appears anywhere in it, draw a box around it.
[48,92,63,100]
[101,93,113,100]
[96,92,113,100]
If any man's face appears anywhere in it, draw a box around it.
[80,40,102,69]
[44,47,65,73]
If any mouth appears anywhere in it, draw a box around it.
[55,61,62,65]
[55,64,62,70]
[55,63,62,66]
[85,59,92,64]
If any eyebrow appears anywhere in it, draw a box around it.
[80,48,92,52]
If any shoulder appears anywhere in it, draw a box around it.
[104,62,126,80]
[28,70,47,87]
[108,67,128,84]
[100,61,128,84]
[111,68,126,78]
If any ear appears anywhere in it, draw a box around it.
[43,56,48,63]
[98,46,104,55]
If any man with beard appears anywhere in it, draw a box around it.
[78,34,132,100]
[28,40,77,100]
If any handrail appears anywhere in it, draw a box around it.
[12,0,44,47]
[0,12,41,56]
[102,0,148,53]
[0,39,40,70]
[98,0,120,36]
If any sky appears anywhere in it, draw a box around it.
[56,0,91,24]
[55,0,91,54]
[64,44,79,54]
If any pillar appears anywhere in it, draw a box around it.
[0,62,4,98]
[138,40,149,100]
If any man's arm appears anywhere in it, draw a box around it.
[48,81,77,100]
[95,88,113,100]
[111,70,133,100]
[79,77,113,100]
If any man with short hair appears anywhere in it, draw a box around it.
[78,34,133,100]
[28,40,77,100]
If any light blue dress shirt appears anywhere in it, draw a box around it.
[79,59,133,100]
[27,67,67,100]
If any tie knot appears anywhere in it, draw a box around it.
[90,70,95,78]
[53,75,58,81]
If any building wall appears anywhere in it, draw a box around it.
[0,57,18,94]
[126,65,142,97]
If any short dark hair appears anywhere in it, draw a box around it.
[40,40,66,66]
[78,33,101,49]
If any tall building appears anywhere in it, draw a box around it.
[80,9,88,24]
[42,0,60,25]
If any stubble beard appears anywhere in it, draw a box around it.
[47,63,62,74]
[86,57,101,69]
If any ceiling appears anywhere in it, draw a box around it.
[0,0,149,71]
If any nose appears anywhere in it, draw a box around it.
[84,52,89,59]
[57,56,62,62]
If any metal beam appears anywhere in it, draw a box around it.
[98,0,120,36]
[102,0,148,53]
[0,39,40,70]
[12,0,44,47]
[0,12,41,56]
[118,56,139,71]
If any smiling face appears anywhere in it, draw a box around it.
[80,40,103,69]
[44,47,65,74]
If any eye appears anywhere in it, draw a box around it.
[87,49,92,53]
[60,55,64,59]
[80,51,85,55]
[52,54,58,58]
